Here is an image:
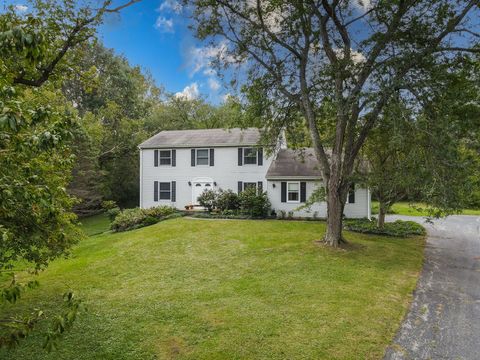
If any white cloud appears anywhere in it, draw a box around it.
[208,78,221,91]
[333,48,366,64]
[222,93,232,102]
[155,16,174,33]
[355,0,372,10]
[203,68,216,76]
[158,0,182,14]
[188,41,238,76]
[14,4,28,13]
[175,83,199,100]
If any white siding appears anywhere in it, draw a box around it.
[267,180,370,219]
[140,147,371,218]
[140,147,273,209]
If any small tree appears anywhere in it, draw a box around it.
[239,187,271,218]
[216,189,240,211]
[197,189,218,212]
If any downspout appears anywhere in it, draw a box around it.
[367,188,371,220]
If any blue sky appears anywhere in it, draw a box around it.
[99,0,225,102]
[3,0,226,102]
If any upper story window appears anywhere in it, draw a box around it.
[287,182,300,203]
[196,149,209,165]
[243,148,257,165]
[159,150,172,165]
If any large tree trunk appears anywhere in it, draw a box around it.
[324,181,347,247]
[377,202,387,228]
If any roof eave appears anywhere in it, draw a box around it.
[139,143,274,149]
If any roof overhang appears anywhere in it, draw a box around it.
[266,176,323,181]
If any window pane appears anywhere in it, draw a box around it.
[197,149,208,157]
[288,183,299,191]
[197,157,209,165]
[159,150,171,165]
[244,182,256,190]
[159,182,170,191]
[196,149,209,165]
[243,148,257,164]
[288,192,299,201]
[159,192,170,200]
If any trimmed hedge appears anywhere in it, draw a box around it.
[344,218,426,237]
[111,206,181,232]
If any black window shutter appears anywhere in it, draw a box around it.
[191,149,195,166]
[154,150,159,167]
[257,181,263,193]
[210,148,214,166]
[258,147,263,166]
[238,148,243,166]
[281,182,287,203]
[300,182,307,202]
[238,181,243,194]
[171,181,176,202]
[348,183,355,204]
[172,149,176,167]
[154,181,158,202]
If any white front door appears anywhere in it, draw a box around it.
[191,178,214,205]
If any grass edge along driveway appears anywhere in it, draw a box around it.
[1,218,424,360]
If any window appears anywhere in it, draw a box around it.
[159,150,172,165]
[243,182,257,190]
[287,182,300,202]
[196,149,209,165]
[243,148,257,165]
[159,182,171,200]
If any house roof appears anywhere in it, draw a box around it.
[139,128,261,149]
[266,148,323,179]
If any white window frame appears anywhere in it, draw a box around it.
[287,181,300,203]
[196,148,210,166]
[243,147,257,165]
[159,182,171,200]
[159,149,172,166]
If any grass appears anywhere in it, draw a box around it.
[1,218,424,360]
[78,213,111,236]
[372,201,480,216]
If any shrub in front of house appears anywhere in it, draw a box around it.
[102,200,121,221]
[216,189,240,211]
[197,189,217,212]
[238,187,271,218]
[111,206,178,232]
[344,218,426,237]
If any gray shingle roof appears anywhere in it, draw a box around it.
[266,148,323,179]
[139,128,261,148]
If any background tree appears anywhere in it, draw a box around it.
[187,0,480,247]
[364,59,480,226]
[0,0,139,348]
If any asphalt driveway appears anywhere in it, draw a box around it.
[384,215,480,360]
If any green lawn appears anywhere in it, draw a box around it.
[1,218,424,360]
[78,212,111,236]
[372,201,480,216]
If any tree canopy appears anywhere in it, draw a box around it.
[186,0,480,246]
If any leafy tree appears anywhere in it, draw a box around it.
[0,0,139,349]
[364,61,480,226]
[186,0,480,246]
[197,189,218,211]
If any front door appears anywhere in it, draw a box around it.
[192,181,213,205]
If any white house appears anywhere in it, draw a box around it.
[138,128,371,219]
